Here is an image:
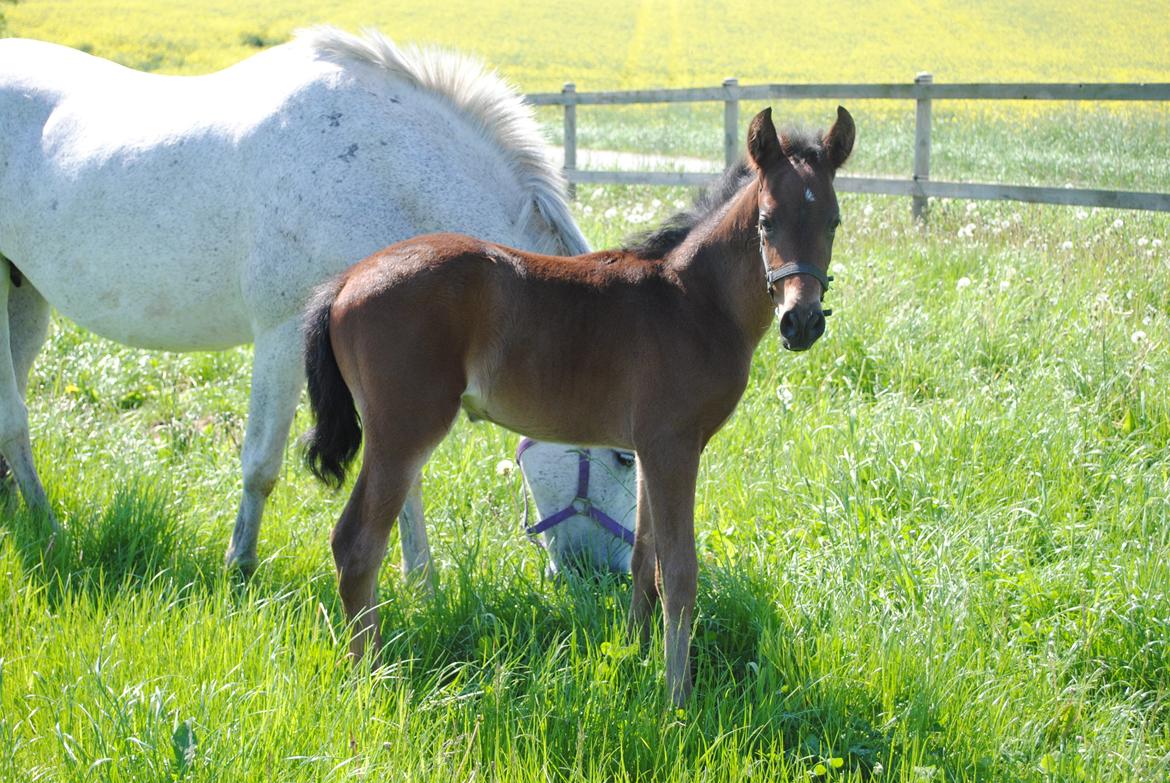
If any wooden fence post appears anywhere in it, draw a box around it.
[913,72,933,221]
[723,78,739,169]
[563,82,577,199]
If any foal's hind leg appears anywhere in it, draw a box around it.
[0,271,52,522]
[332,400,460,661]
[332,464,409,660]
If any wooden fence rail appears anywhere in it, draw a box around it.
[528,76,1170,217]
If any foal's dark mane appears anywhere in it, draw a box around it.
[624,129,825,260]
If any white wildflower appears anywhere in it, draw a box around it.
[1131,330,1147,344]
[1060,241,1073,251]
[776,385,794,409]
[863,204,874,217]
[1138,237,1149,246]
[1075,209,1089,220]
[603,207,618,219]
[1112,218,1124,230]
[496,459,515,476]
[956,276,972,290]
[626,203,653,224]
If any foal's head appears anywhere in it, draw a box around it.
[747,106,854,351]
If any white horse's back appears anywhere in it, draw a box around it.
[0,38,339,348]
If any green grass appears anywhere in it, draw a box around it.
[4,183,1169,781]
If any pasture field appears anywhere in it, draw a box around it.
[4,183,1170,783]
[7,0,1170,196]
[3,3,1170,782]
[6,0,1170,85]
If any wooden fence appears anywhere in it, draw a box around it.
[527,76,1170,217]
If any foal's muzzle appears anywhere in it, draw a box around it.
[778,305,826,351]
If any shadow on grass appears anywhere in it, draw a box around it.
[365,545,925,781]
[1,481,981,780]
[1,479,221,601]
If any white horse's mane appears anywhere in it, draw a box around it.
[298,26,589,255]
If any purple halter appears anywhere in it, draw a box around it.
[515,438,635,546]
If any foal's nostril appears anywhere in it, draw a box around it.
[779,309,800,343]
[808,310,826,341]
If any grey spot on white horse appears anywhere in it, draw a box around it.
[0,27,596,573]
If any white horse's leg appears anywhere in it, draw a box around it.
[0,276,50,480]
[398,478,433,591]
[224,318,304,572]
[8,278,50,397]
[0,271,53,522]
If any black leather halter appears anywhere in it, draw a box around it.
[759,220,833,311]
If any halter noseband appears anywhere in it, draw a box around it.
[759,217,834,311]
[516,438,635,547]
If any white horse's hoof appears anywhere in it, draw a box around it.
[224,549,259,576]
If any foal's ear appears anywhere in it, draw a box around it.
[823,106,855,170]
[747,108,782,171]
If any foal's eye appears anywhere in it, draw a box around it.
[759,215,775,233]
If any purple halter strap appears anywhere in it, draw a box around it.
[515,438,635,546]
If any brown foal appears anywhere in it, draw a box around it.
[303,107,854,705]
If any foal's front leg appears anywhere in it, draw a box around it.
[638,441,701,706]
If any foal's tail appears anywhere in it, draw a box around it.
[303,278,362,488]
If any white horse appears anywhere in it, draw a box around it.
[515,438,636,575]
[0,26,597,574]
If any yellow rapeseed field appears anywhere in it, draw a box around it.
[7,0,1169,89]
